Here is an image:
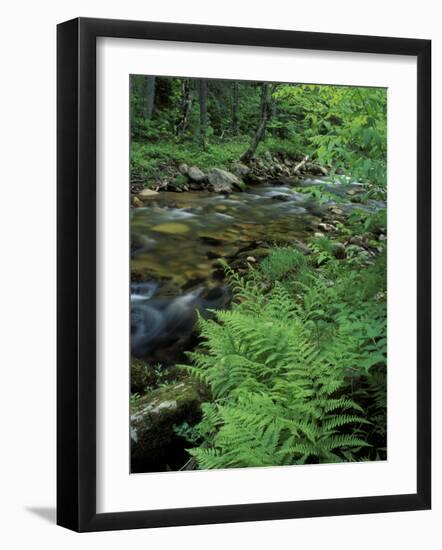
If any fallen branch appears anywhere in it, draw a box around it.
[294,154,309,175]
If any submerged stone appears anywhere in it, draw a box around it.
[151,222,190,234]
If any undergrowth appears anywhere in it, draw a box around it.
[181,243,387,469]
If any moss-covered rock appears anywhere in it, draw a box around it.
[131,359,157,394]
[130,379,206,472]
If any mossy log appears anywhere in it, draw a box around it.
[130,379,205,472]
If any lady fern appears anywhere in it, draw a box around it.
[182,247,386,469]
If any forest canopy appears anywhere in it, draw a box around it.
[130,76,387,191]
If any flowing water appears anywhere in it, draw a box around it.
[130,181,384,359]
[131,184,318,289]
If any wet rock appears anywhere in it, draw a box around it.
[131,380,205,472]
[318,222,335,232]
[139,188,159,197]
[132,196,144,208]
[131,233,157,256]
[328,205,345,216]
[292,239,312,255]
[271,194,290,202]
[189,182,202,190]
[207,168,246,192]
[188,166,206,183]
[178,163,189,175]
[346,187,364,196]
[199,235,225,246]
[151,222,190,234]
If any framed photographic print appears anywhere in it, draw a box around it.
[57,17,431,532]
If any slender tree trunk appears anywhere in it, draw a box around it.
[177,79,194,139]
[271,102,277,137]
[143,76,156,120]
[130,76,136,128]
[240,83,274,162]
[231,82,239,135]
[198,79,208,150]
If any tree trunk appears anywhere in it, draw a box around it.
[240,83,274,162]
[271,102,277,138]
[231,82,239,135]
[143,76,156,120]
[177,79,194,139]
[198,79,208,149]
[130,76,136,128]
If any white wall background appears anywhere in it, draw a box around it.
[0,0,439,547]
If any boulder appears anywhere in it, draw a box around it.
[230,161,250,178]
[207,168,246,192]
[264,150,273,163]
[345,244,372,263]
[187,166,206,183]
[318,222,335,232]
[132,196,144,208]
[130,380,205,472]
[332,242,346,260]
[178,162,189,175]
[292,239,312,255]
[139,188,159,198]
[348,235,367,247]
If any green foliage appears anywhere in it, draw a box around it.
[309,236,336,265]
[274,84,387,187]
[173,421,201,445]
[346,208,386,235]
[130,392,141,406]
[129,75,387,193]
[130,140,249,179]
[258,247,307,282]
[183,247,386,469]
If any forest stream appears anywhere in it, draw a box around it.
[130,178,383,363]
[129,75,388,474]
[130,178,386,473]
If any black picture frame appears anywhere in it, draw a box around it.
[57,17,431,532]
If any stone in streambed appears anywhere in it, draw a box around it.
[132,196,144,208]
[207,168,246,192]
[318,222,335,232]
[139,188,159,197]
[151,223,190,234]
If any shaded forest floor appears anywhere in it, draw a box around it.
[130,137,322,192]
